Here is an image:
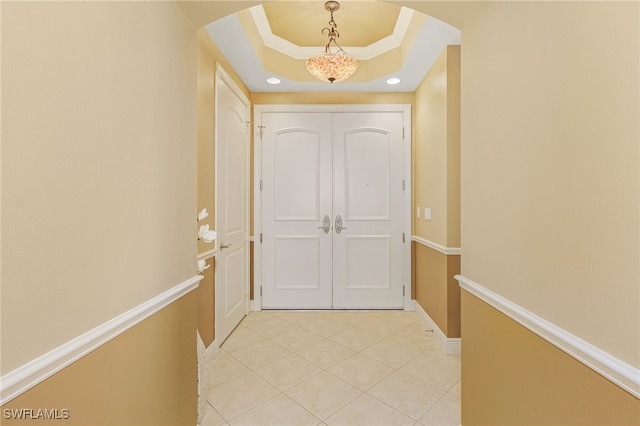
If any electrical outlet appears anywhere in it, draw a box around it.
[424,208,432,220]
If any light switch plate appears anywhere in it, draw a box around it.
[416,207,421,219]
[424,208,432,220]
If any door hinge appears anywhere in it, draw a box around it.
[402,179,405,191]
[402,233,406,243]
[402,127,405,140]
[260,233,263,243]
[260,180,263,191]
[403,285,406,297]
[260,285,263,296]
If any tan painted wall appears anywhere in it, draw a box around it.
[197,260,215,345]
[446,255,461,337]
[413,45,460,246]
[459,1,639,368]
[414,243,448,331]
[445,47,461,247]
[414,47,446,243]
[1,292,198,426]
[461,290,640,425]
[413,243,461,338]
[412,45,461,338]
[1,1,197,374]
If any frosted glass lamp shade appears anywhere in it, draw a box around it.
[305,51,359,83]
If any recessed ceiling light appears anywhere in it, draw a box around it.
[266,77,281,85]
[386,78,401,85]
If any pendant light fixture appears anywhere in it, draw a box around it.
[305,1,358,83]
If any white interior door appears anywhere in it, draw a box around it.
[261,113,333,309]
[332,112,404,308]
[215,66,249,344]
[259,108,406,310]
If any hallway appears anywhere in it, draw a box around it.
[201,311,460,425]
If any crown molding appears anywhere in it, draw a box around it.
[248,5,415,61]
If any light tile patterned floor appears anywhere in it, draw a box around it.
[201,311,460,426]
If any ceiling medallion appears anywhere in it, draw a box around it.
[305,1,359,83]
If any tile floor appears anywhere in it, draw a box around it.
[201,310,460,426]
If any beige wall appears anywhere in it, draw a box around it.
[461,290,640,425]
[0,293,198,426]
[398,0,638,419]
[1,0,197,373]
[1,0,202,419]
[413,46,460,247]
[458,1,639,368]
[412,45,461,338]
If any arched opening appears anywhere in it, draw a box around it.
[192,1,464,423]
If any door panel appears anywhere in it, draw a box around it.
[261,113,333,309]
[224,107,247,234]
[344,236,391,289]
[223,248,245,313]
[333,112,404,309]
[275,130,320,220]
[345,130,391,220]
[216,70,249,344]
[275,236,321,290]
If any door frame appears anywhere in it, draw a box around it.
[215,63,250,344]
[253,104,412,311]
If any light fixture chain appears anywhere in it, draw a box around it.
[305,0,358,83]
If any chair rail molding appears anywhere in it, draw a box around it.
[1,275,203,405]
[456,274,640,399]
[411,236,461,256]
[197,249,218,261]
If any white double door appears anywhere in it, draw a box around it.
[260,110,406,309]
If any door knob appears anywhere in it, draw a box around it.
[335,215,347,234]
[318,215,331,234]
[220,243,232,250]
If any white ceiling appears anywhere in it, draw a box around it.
[204,4,460,93]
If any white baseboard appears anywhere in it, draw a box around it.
[413,300,461,355]
[251,299,261,312]
[197,335,218,424]
[1,275,203,405]
[456,274,640,399]
[197,332,207,423]
[444,337,462,355]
